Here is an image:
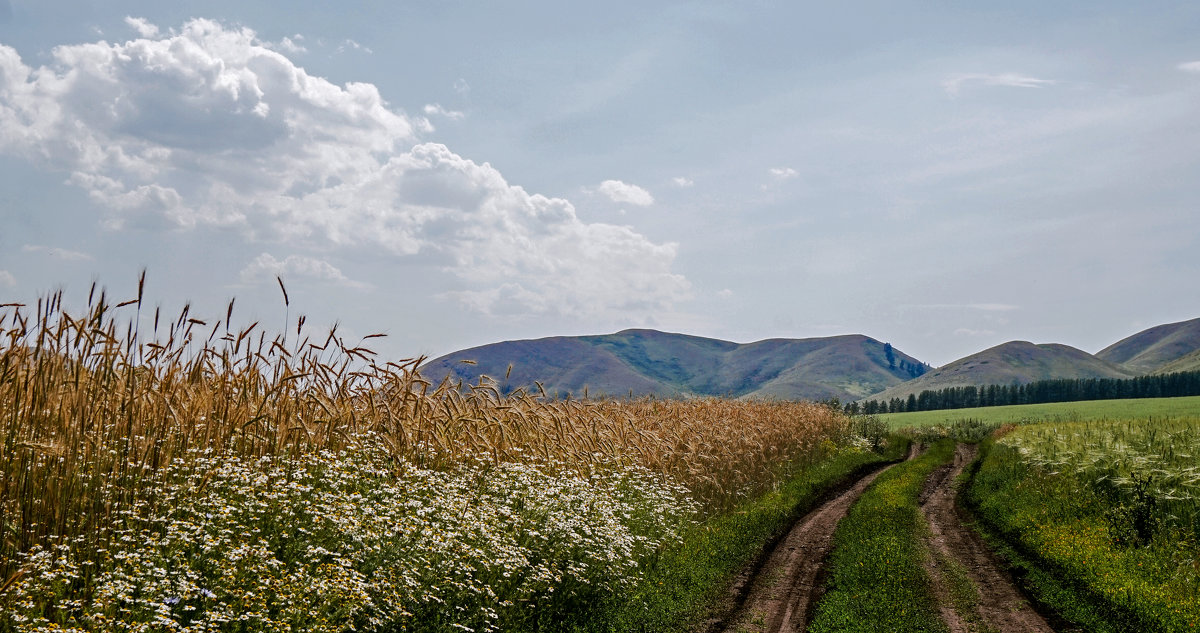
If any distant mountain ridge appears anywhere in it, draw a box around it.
[418,329,929,402]
[419,317,1200,403]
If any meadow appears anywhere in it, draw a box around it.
[877,395,1200,428]
[0,284,883,632]
[967,417,1200,632]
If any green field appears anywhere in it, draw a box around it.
[878,395,1200,428]
[967,417,1200,631]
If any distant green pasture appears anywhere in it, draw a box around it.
[878,395,1200,428]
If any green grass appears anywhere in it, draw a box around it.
[966,431,1200,632]
[878,395,1200,428]
[807,439,957,633]
[600,437,912,633]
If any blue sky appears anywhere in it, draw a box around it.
[1,1,1199,367]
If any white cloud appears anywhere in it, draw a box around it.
[1178,61,1200,73]
[21,244,93,261]
[942,72,1056,96]
[336,38,372,54]
[423,103,465,120]
[123,16,159,38]
[0,19,688,318]
[274,36,307,54]
[453,78,471,95]
[0,270,13,287]
[769,167,798,180]
[672,176,694,187]
[596,179,654,206]
[717,288,733,298]
[239,253,367,289]
[953,328,997,337]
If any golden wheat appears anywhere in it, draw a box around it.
[0,280,849,580]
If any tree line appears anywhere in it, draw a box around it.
[849,370,1200,415]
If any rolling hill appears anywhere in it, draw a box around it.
[418,329,929,402]
[1151,348,1200,374]
[1096,317,1200,374]
[864,341,1138,403]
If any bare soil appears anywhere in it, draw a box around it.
[920,443,1054,633]
[713,444,916,633]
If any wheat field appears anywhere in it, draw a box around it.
[0,280,856,631]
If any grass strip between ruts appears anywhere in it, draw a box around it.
[807,439,956,633]
[590,436,913,633]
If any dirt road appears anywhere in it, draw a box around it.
[920,443,1054,633]
[715,446,915,633]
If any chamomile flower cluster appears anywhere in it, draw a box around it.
[2,435,697,632]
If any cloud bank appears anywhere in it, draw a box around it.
[0,18,688,317]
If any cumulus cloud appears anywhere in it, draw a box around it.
[942,73,1056,96]
[717,288,733,298]
[769,167,798,180]
[239,253,367,289]
[1178,61,1200,73]
[423,103,465,120]
[123,16,159,38]
[21,244,93,261]
[273,35,307,54]
[0,270,13,287]
[672,176,694,187]
[0,18,688,317]
[596,179,654,206]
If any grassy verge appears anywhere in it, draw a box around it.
[964,436,1200,632]
[597,436,912,633]
[807,439,956,633]
[877,395,1200,428]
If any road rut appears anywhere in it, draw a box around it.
[921,443,1054,633]
[716,445,915,633]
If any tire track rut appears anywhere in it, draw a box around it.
[921,443,1054,633]
[716,444,917,633]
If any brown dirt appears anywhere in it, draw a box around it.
[921,443,1054,633]
[714,443,917,633]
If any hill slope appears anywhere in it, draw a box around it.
[1096,317,1200,373]
[865,341,1137,403]
[418,329,929,401]
[1152,348,1200,374]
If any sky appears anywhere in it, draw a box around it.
[1,1,1199,368]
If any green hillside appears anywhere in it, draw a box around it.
[864,340,1135,403]
[1155,348,1200,374]
[1096,316,1200,373]
[418,329,929,401]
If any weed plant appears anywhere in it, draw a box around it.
[904,419,1001,445]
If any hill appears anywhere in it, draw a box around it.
[1152,348,1200,374]
[1096,317,1200,373]
[418,329,929,402]
[864,341,1137,403]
